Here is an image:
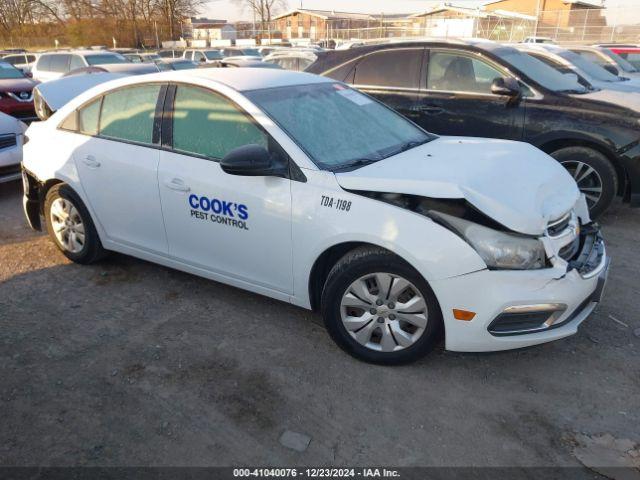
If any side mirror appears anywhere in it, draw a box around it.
[491,77,521,97]
[603,64,619,76]
[199,57,206,63]
[25,71,33,78]
[221,144,287,177]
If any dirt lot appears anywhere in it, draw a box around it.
[1,180,639,470]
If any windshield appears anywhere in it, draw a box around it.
[0,63,24,79]
[602,49,638,73]
[617,52,640,69]
[556,49,620,82]
[241,49,260,56]
[204,50,223,60]
[172,61,197,70]
[494,47,587,93]
[85,54,128,65]
[246,82,433,171]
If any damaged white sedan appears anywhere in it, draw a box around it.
[21,69,609,364]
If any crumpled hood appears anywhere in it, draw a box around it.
[35,72,126,112]
[335,137,580,236]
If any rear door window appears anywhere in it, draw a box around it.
[36,55,53,71]
[100,84,161,144]
[354,48,423,89]
[49,54,71,73]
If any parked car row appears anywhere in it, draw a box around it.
[306,39,640,217]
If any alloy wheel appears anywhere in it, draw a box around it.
[50,198,85,253]
[340,273,428,352]
[561,160,603,209]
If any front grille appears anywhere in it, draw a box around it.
[0,133,17,150]
[13,111,36,120]
[569,225,605,276]
[0,164,20,176]
[9,91,33,101]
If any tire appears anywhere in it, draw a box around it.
[550,146,618,219]
[44,183,107,264]
[320,246,443,365]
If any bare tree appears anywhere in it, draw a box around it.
[232,0,287,32]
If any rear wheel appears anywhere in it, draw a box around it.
[44,183,106,264]
[550,146,617,218]
[321,247,442,365]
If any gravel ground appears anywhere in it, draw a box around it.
[1,180,638,469]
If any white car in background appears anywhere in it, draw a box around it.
[21,69,609,364]
[2,53,39,74]
[31,50,130,82]
[182,48,224,65]
[517,43,640,92]
[0,111,26,183]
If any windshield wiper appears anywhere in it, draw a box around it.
[331,157,381,172]
[559,89,588,94]
[387,138,431,157]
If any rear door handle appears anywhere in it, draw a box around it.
[164,178,191,192]
[81,155,100,168]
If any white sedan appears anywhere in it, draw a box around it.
[0,111,25,183]
[21,69,609,364]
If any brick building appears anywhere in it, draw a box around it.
[272,9,375,41]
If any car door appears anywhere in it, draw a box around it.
[157,84,293,294]
[417,49,525,139]
[351,47,423,119]
[74,83,168,254]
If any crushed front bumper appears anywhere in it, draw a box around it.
[431,225,609,352]
[22,167,42,231]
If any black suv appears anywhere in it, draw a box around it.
[307,40,640,217]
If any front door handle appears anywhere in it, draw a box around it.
[416,105,445,115]
[164,178,191,192]
[81,155,100,168]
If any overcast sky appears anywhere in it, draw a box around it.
[202,0,638,22]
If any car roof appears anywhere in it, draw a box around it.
[167,68,330,91]
[41,50,123,56]
[96,68,327,93]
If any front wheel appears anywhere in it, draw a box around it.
[321,247,443,365]
[550,146,618,219]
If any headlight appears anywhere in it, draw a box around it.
[431,211,546,270]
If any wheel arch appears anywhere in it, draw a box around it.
[308,241,432,312]
[538,137,627,197]
[39,178,65,215]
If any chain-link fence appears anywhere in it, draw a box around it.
[274,6,640,46]
[2,6,639,50]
